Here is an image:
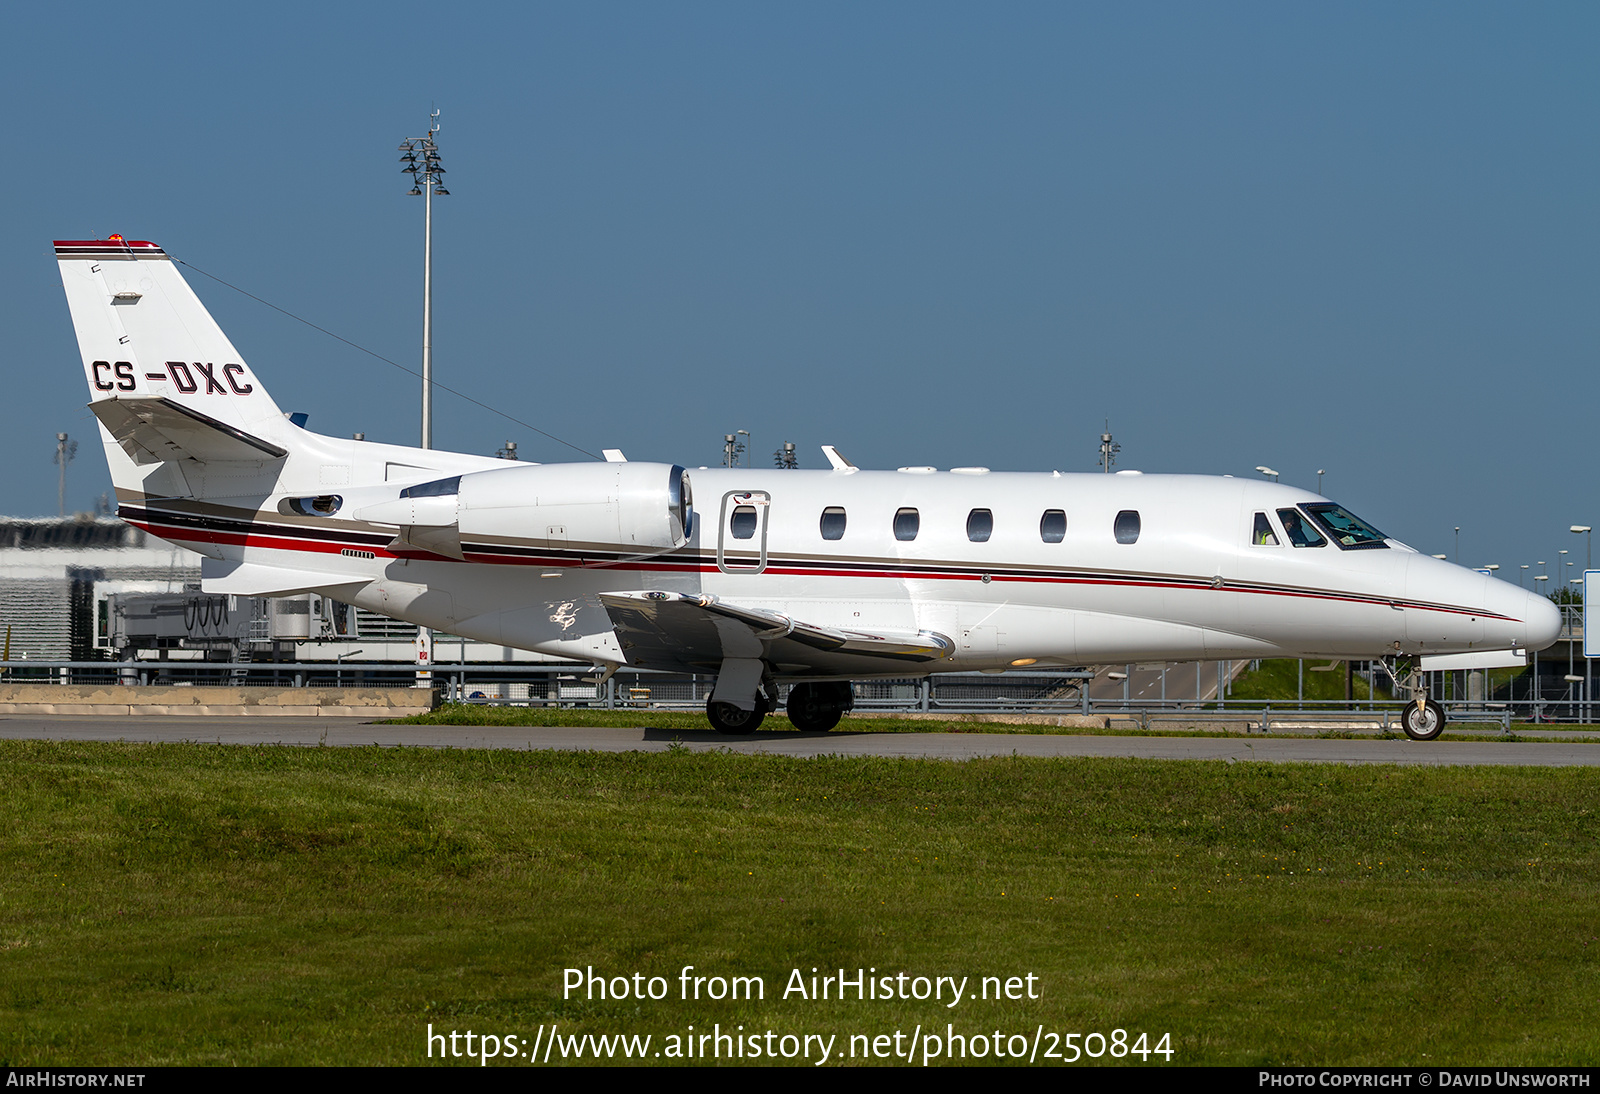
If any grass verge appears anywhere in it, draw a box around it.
[1,740,1597,1066]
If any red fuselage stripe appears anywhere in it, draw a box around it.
[128,515,1520,624]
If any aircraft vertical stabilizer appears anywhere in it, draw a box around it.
[55,238,293,489]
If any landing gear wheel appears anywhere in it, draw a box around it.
[1402,699,1446,741]
[707,698,765,735]
[786,682,848,732]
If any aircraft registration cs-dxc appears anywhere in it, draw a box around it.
[55,237,1560,739]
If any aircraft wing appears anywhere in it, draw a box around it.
[599,591,953,677]
[90,395,288,465]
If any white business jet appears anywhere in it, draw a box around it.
[55,237,1560,740]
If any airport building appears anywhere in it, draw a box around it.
[0,514,554,664]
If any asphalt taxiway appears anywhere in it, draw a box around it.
[3,715,1600,766]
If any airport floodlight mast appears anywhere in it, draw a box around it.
[398,110,451,450]
[723,431,750,468]
[1573,525,1593,572]
[774,441,799,469]
[1255,465,1280,483]
[1098,421,1119,473]
[53,432,77,517]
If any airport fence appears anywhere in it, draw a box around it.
[0,660,1594,726]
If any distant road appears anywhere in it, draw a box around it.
[2,715,1598,767]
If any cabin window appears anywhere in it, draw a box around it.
[1114,510,1140,544]
[1301,503,1389,550]
[1252,512,1280,546]
[730,505,758,540]
[1277,508,1326,548]
[894,508,920,542]
[820,506,847,541]
[1040,509,1066,543]
[967,509,993,542]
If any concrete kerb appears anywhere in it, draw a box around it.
[0,684,436,718]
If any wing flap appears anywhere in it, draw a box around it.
[599,591,953,675]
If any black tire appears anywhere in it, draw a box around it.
[1401,699,1446,741]
[707,698,765,735]
[786,683,842,732]
[785,681,852,732]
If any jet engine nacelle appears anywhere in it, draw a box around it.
[458,461,693,555]
[350,462,693,558]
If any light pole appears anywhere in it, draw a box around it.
[398,111,451,688]
[1316,469,1325,495]
[1255,465,1279,483]
[1098,424,1119,473]
[1454,527,1460,564]
[1574,526,1593,725]
[53,432,77,517]
[398,110,451,450]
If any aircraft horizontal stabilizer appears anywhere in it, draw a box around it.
[91,395,288,465]
[200,558,370,599]
[600,590,952,676]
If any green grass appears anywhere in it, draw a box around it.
[2,741,1598,1066]
[1224,659,1388,703]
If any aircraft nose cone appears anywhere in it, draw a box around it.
[1523,589,1563,651]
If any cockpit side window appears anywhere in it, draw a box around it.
[1301,503,1388,550]
[1277,508,1326,548]
[1251,512,1280,546]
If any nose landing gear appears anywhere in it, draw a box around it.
[1376,656,1448,741]
[1400,697,1446,741]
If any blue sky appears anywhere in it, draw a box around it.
[4,2,1595,580]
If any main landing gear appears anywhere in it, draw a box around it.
[707,695,768,735]
[704,681,856,734]
[785,681,855,732]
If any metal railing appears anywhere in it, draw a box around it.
[0,660,1593,726]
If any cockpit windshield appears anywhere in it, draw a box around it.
[1301,503,1389,550]
[1276,508,1325,548]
